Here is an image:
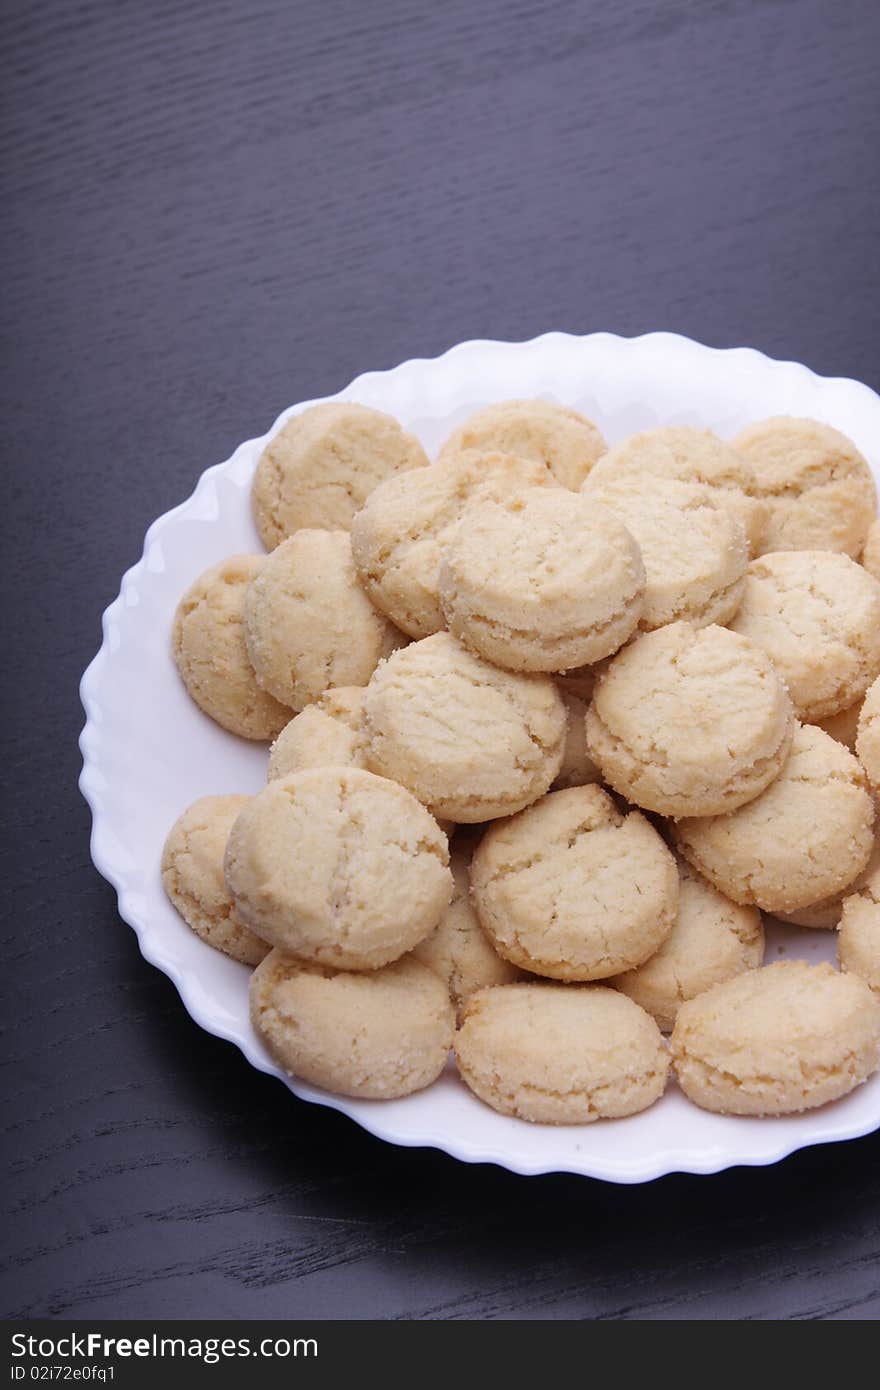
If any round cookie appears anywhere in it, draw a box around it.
[437,398,606,490]
[244,530,402,711]
[729,550,880,721]
[581,475,748,629]
[251,949,454,1099]
[172,555,292,740]
[588,425,767,553]
[470,785,678,981]
[363,632,566,822]
[584,622,795,818]
[438,488,645,672]
[838,847,880,995]
[772,845,877,929]
[732,416,876,557]
[670,961,880,1115]
[862,518,880,580]
[856,674,880,790]
[224,767,452,969]
[674,723,875,914]
[612,859,764,1031]
[454,983,669,1124]
[412,849,522,1020]
[252,402,428,547]
[268,687,366,781]
[161,796,270,966]
[553,689,601,790]
[350,449,554,638]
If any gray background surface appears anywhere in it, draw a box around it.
[3,0,879,1319]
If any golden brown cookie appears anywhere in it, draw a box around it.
[252,402,428,547]
[670,961,880,1115]
[267,687,367,781]
[162,796,270,966]
[224,767,452,969]
[733,416,876,556]
[438,488,645,671]
[244,530,402,711]
[363,632,566,822]
[584,622,794,818]
[437,398,606,490]
[470,785,678,980]
[172,555,292,740]
[251,949,454,1098]
[454,982,669,1123]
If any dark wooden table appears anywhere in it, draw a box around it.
[4,0,879,1321]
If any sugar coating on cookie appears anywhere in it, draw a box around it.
[553,690,601,789]
[862,518,880,581]
[670,961,880,1115]
[729,550,880,721]
[244,530,402,711]
[838,846,880,995]
[611,859,764,1031]
[412,849,522,1020]
[470,785,678,981]
[585,622,794,818]
[363,632,566,822]
[224,767,452,969]
[251,949,454,1099]
[581,475,748,630]
[733,416,876,557]
[252,402,429,548]
[268,687,366,781]
[438,488,645,672]
[161,796,270,966]
[588,425,768,554]
[856,674,880,790]
[437,398,606,490]
[454,982,669,1124]
[350,449,555,638]
[172,555,293,740]
[674,723,875,914]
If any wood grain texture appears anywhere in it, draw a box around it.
[2,0,880,1320]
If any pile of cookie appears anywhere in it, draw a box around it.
[163,399,880,1124]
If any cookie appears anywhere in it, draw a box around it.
[268,687,367,781]
[470,785,678,980]
[553,689,601,790]
[581,475,748,629]
[244,530,402,711]
[161,796,270,966]
[251,949,454,1099]
[224,767,452,969]
[412,848,522,1019]
[732,416,876,557]
[363,632,566,822]
[670,961,880,1115]
[454,982,669,1124]
[674,723,874,914]
[350,449,554,638]
[729,550,880,721]
[856,674,880,790]
[438,488,645,672]
[611,859,764,1031]
[437,398,606,490]
[588,425,767,553]
[252,402,428,548]
[772,841,878,930]
[172,555,292,740]
[838,846,880,995]
[862,518,880,580]
[585,622,794,818]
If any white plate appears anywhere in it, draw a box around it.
[79,331,880,1182]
